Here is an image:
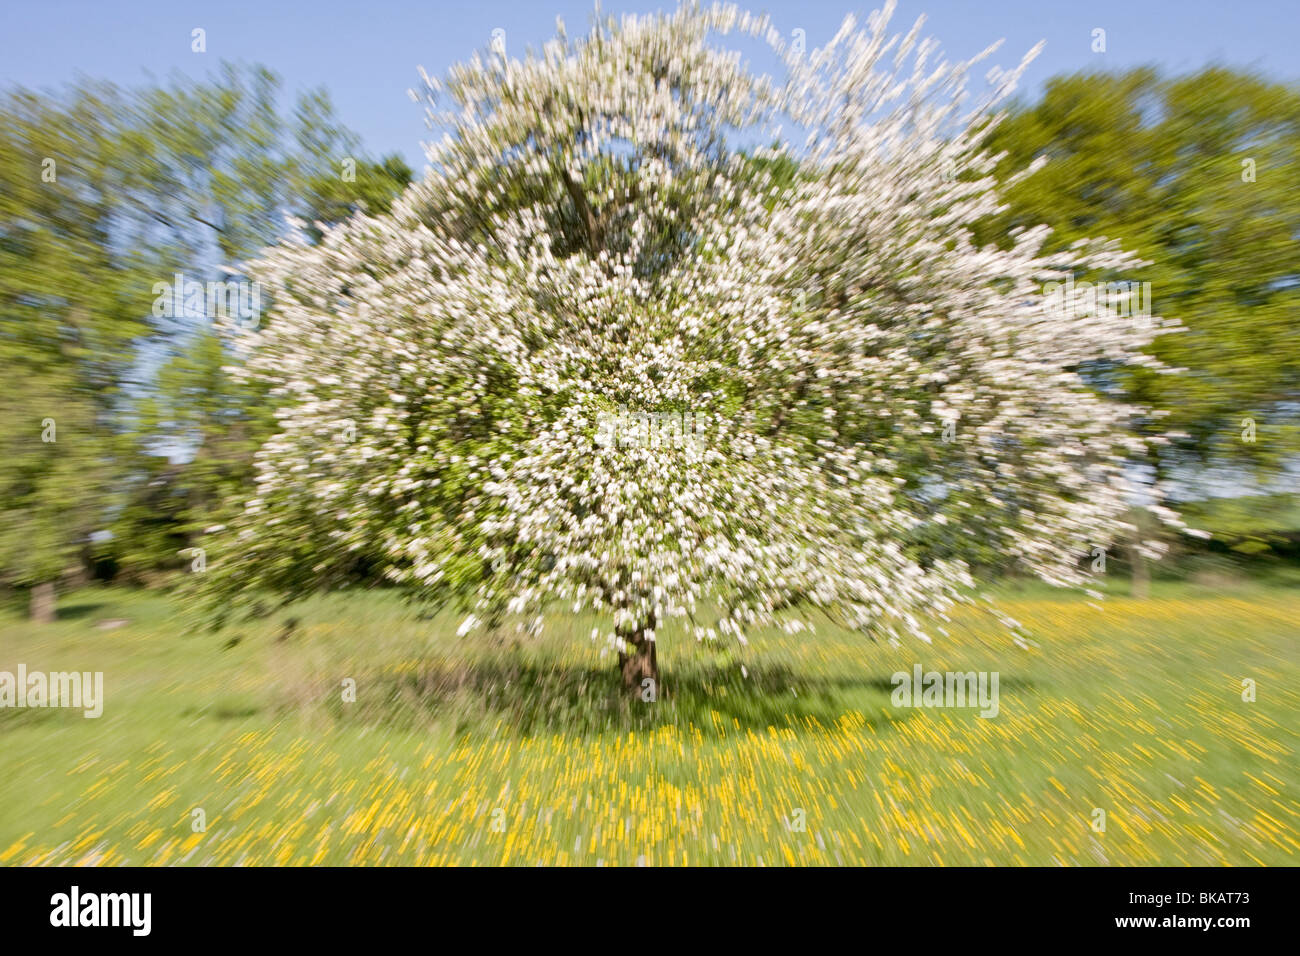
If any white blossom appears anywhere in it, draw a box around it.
[209,2,1178,650]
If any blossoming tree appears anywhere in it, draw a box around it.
[205,1,1183,691]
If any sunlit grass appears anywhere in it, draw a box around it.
[1,581,1295,865]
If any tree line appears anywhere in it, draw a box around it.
[3,59,1296,621]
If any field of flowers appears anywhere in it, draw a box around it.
[1,582,1296,865]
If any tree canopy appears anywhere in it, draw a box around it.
[202,2,1194,685]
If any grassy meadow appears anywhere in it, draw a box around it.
[1,579,1296,866]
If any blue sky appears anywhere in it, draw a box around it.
[2,0,1297,171]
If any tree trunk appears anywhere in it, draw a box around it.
[1131,548,1150,599]
[64,559,89,590]
[30,581,55,623]
[618,630,659,697]
[1131,507,1150,599]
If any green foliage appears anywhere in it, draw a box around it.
[299,153,413,245]
[1177,492,1300,562]
[0,84,145,586]
[1,66,408,601]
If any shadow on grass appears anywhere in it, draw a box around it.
[0,705,66,730]
[179,700,263,722]
[308,657,937,740]
[56,602,105,621]
[860,675,1039,694]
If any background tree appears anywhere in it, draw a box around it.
[0,84,143,619]
[1,66,400,611]
[112,151,412,580]
[977,67,1300,488]
[975,67,1300,591]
